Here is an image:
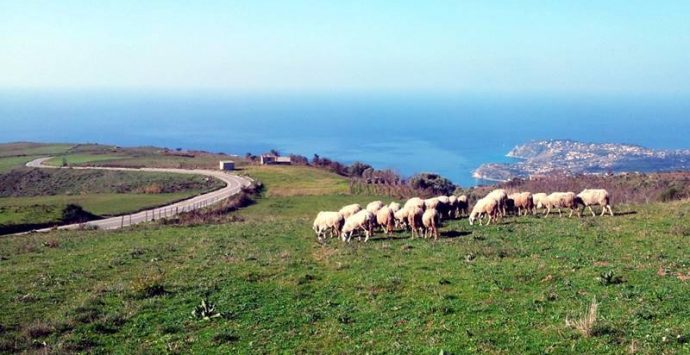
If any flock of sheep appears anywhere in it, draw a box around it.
[313,188,613,243]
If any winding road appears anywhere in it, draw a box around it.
[23,157,252,232]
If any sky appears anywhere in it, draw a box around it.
[2,1,690,95]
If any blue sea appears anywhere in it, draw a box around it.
[1,91,689,187]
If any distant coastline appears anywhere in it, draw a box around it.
[474,139,690,182]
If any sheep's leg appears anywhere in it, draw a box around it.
[607,205,614,216]
[586,205,594,217]
[568,208,574,218]
[558,208,562,217]
[544,207,550,217]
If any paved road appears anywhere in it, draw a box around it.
[23,157,252,232]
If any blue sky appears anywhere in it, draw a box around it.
[2,1,689,95]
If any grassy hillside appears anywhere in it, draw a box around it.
[0,143,227,234]
[0,143,73,172]
[1,165,689,353]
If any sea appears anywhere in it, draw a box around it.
[2,90,689,187]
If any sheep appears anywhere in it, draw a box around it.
[376,206,395,235]
[341,210,376,242]
[435,196,451,219]
[422,208,440,240]
[424,197,440,210]
[448,195,458,217]
[469,197,499,226]
[338,203,362,219]
[394,207,410,229]
[456,195,469,217]
[312,211,344,241]
[406,206,425,238]
[577,189,614,217]
[404,197,426,210]
[388,202,401,213]
[532,193,548,214]
[508,192,534,216]
[486,189,508,217]
[543,192,580,218]
[366,200,385,214]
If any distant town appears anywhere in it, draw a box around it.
[474,139,690,182]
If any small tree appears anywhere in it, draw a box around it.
[61,157,68,167]
[408,173,456,196]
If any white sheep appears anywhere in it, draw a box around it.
[376,206,395,235]
[448,195,458,217]
[312,211,345,241]
[406,205,425,238]
[486,189,508,217]
[469,197,499,226]
[341,210,376,242]
[404,197,425,210]
[543,192,580,218]
[338,203,362,219]
[532,193,548,214]
[388,201,401,213]
[393,207,409,229]
[422,208,440,240]
[508,192,534,216]
[577,189,614,217]
[456,195,469,217]
[424,197,440,210]
[366,200,385,214]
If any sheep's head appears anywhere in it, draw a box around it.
[468,214,476,225]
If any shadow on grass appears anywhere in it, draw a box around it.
[441,230,472,239]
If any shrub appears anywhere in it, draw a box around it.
[191,298,221,320]
[131,269,166,298]
[566,296,598,337]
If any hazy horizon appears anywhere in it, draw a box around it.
[2,1,690,96]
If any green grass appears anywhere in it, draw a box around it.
[46,153,128,166]
[2,161,690,353]
[0,143,74,172]
[244,165,350,197]
[0,192,205,226]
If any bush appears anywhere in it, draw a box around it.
[408,173,456,196]
[131,269,166,298]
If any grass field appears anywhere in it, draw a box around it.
[0,192,206,226]
[1,164,690,353]
[0,143,74,172]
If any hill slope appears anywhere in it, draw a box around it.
[1,165,690,353]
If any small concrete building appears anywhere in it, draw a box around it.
[219,160,235,171]
[260,155,292,165]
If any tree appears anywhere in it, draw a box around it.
[348,162,373,177]
[408,173,456,195]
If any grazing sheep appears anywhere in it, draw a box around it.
[388,202,401,213]
[404,197,426,210]
[543,192,580,218]
[394,207,409,229]
[313,211,345,241]
[456,195,469,217]
[532,193,548,214]
[577,189,614,217]
[341,210,376,242]
[366,200,385,214]
[448,195,458,217]
[486,189,508,217]
[435,196,451,219]
[422,208,440,240]
[376,206,395,235]
[469,197,499,226]
[424,197,440,210]
[406,206,425,238]
[338,203,362,219]
[508,192,534,216]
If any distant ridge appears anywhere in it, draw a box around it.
[474,139,690,182]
